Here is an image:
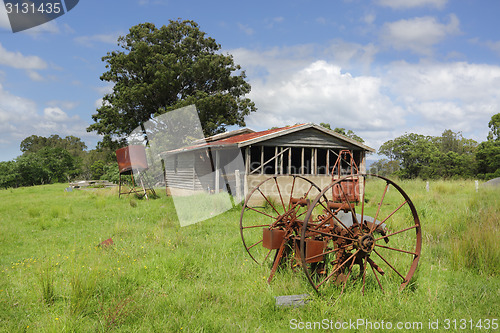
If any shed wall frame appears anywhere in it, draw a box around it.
[163,124,371,201]
[164,145,367,196]
[244,145,366,177]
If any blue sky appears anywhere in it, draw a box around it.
[1,0,499,161]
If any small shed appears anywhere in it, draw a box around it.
[161,123,375,199]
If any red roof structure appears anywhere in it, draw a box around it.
[163,123,374,155]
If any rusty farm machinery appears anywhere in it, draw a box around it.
[239,150,422,297]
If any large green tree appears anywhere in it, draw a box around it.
[378,130,477,179]
[476,113,500,179]
[487,112,500,141]
[87,19,256,147]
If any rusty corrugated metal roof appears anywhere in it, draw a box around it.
[208,123,306,145]
[162,123,374,154]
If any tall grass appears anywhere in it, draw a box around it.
[0,181,498,332]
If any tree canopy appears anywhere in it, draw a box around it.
[87,19,256,147]
[319,123,365,143]
[377,130,478,179]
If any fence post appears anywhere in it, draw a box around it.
[475,180,479,193]
[426,181,429,192]
[235,169,241,203]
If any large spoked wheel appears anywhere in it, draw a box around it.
[240,175,325,283]
[300,174,422,296]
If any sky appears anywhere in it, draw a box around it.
[0,0,499,162]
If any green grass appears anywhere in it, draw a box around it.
[0,180,498,332]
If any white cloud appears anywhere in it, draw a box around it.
[385,61,500,138]
[74,32,122,47]
[232,43,499,150]
[380,14,460,55]
[0,42,47,70]
[43,107,69,122]
[237,23,254,36]
[0,3,10,30]
[27,70,44,81]
[246,60,405,135]
[484,40,500,57]
[0,84,91,152]
[376,0,448,10]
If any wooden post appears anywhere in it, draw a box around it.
[280,147,284,175]
[275,146,278,175]
[301,148,304,175]
[215,150,220,193]
[235,169,241,202]
[245,147,250,175]
[288,147,292,174]
[260,146,264,175]
[360,151,366,173]
[326,149,330,175]
[313,148,317,175]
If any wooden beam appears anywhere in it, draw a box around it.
[280,147,284,175]
[275,147,278,175]
[215,149,220,193]
[250,148,290,174]
[326,149,330,175]
[288,147,292,174]
[245,147,250,175]
[260,146,264,175]
[313,148,317,175]
[301,147,304,175]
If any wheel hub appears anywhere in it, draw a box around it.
[357,233,375,254]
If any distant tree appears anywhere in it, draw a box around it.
[319,122,331,130]
[0,161,20,188]
[20,134,87,156]
[487,113,500,141]
[379,130,479,179]
[369,159,400,177]
[333,127,365,143]
[379,133,438,179]
[87,19,256,148]
[319,123,364,143]
[16,147,78,185]
[433,129,477,155]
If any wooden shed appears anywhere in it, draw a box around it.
[161,123,375,199]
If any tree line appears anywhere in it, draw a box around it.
[370,113,500,180]
[0,135,119,189]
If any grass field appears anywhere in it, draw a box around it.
[0,179,498,332]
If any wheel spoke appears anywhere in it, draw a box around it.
[317,200,355,237]
[257,188,281,216]
[304,244,348,262]
[242,224,273,229]
[263,248,273,262]
[374,199,408,231]
[373,249,406,281]
[369,259,384,292]
[338,256,356,297]
[304,183,314,198]
[362,256,368,295]
[247,239,263,250]
[375,244,418,256]
[245,205,278,220]
[304,228,357,243]
[316,249,359,289]
[374,225,418,242]
[338,179,360,226]
[370,182,389,233]
[274,177,287,212]
[288,176,297,210]
[360,175,366,229]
